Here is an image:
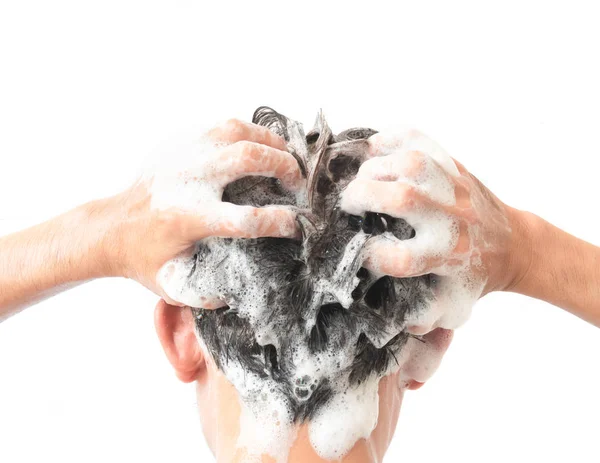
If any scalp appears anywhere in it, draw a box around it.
[189,107,434,418]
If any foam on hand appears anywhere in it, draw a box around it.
[342,132,488,335]
[152,108,485,462]
[144,128,302,254]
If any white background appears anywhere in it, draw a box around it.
[1,1,599,462]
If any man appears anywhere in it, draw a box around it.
[1,118,599,462]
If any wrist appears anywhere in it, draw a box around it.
[502,206,539,294]
[76,195,125,280]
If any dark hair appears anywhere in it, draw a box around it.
[190,107,435,422]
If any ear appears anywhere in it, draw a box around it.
[154,299,204,383]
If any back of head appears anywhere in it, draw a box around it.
[181,107,436,460]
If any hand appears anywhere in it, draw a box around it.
[341,129,526,332]
[98,119,303,304]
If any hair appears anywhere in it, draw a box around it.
[188,107,435,422]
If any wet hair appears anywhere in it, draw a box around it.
[189,107,435,422]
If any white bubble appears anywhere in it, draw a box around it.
[152,116,484,461]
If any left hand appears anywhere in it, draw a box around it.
[341,129,524,333]
[96,119,303,305]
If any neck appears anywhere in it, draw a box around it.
[197,368,403,463]
[223,431,381,463]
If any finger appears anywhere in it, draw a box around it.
[156,295,224,312]
[451,157,470,175]
[179,295,227,310]
[207,118,287,151]
[365,128,413,157]
[400,328,454,384]
[358,150,455,192]
[216,204,300,239]
[347,149,459,211]
[402,132,459,177]
[368,129,459,177]
[157,255,229,310]
[356,150,428,181]
[343,174,472,234]
[162,293,186,307]
[362,237,442,278]
[213,141,303,191]
[161,268,228,310]
[182,203,299,241]
[362,214,459,278]
[198,297,228,310]
[406,380,425,391]
[421,327,454,352]
[155,299,172,311]
[341,179,437,217]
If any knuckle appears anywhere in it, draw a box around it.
[207,118,248,144]
[406,149,426,161]
[401,150,427,177]
[385,250,412,276]
[277,150,294,169]
[243,207,271,237]
[459,207,478,224]
[395,183,417,204]
[171,213,190,237]
[455,178,471,195]
[157,210,185,236]
[453,233,471,254]
[400,251,413,271]
[223,118,245,132]
[454,186,472,208]
[249,206,262,219]
[234,140,255,156]
[266,129,284,146]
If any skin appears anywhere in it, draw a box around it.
[1,118,599,461]
[154,299,453,463]
[0,119,303,319]
[340,129,600,327]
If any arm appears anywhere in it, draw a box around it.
[510,210,600,326]
[0,119,302,321]
[0,202,109,319]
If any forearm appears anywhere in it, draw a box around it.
[0,200,111,320]
[509,209,600,326]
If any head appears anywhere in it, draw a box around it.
[155,107,455,462]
